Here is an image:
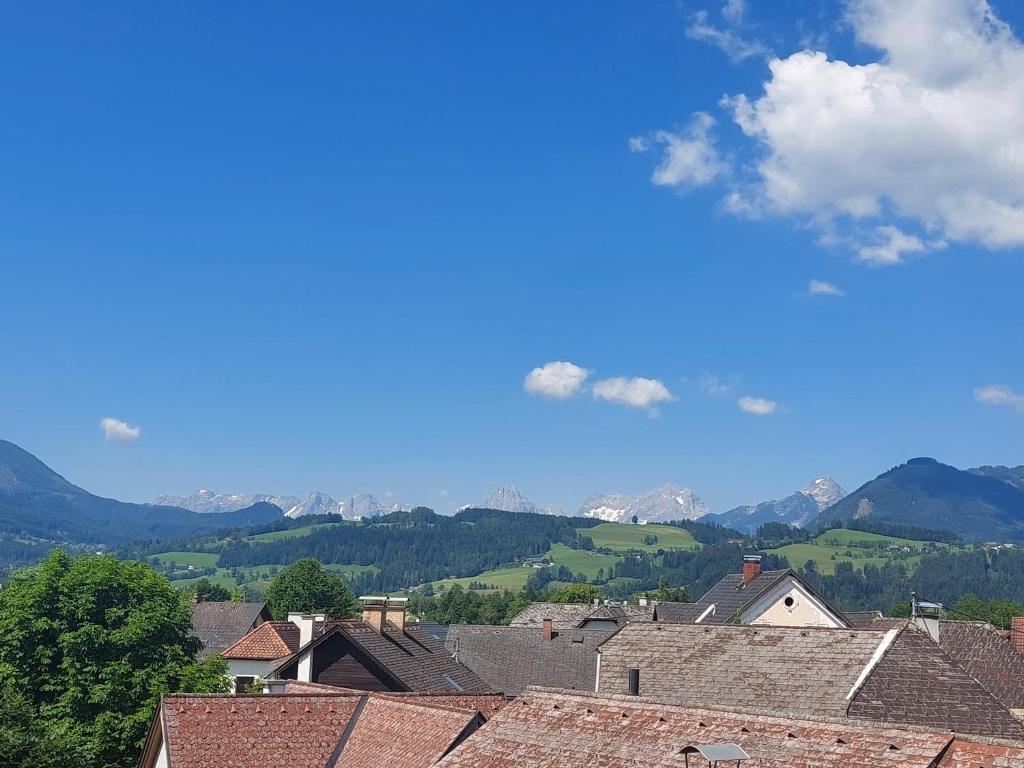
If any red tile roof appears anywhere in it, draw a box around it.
[338,696,479,768]
[280,680,508,720]
[221,621,299,660]
[151,691,489,768]
[436,687,959,768]
[937,736,1024,767]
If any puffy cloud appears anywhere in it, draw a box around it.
[686,10,768,62]
[738,396,778,415]
[100,417,141,442]
[593,377,674,413]
[523,361,591,399]
[808,279,845,296]
[646,0,1024,259]
[631,113,726,189]
[974,384,1024,414]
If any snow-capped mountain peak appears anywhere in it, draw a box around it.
[284,491,343,519]
[477,485,564,516]
[578,484,709,524]
[801,476,847,511]
[153,489,301,515]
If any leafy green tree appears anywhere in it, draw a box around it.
[549,583,602,603]
[263,558,358,620]
[652,576,689,603]
[190,577,231,602]
[0,550,228,768]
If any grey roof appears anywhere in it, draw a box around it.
[446,625,608,696]
[577,604,653,627]
[190,601,269,658]
[845,610,885,627]
[652,602,705,623]
[597,622,891,719]
[850,625,1024,739]
[937,621,1024,711]
[508,603,595,630]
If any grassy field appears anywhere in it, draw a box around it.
[586,522,698,552]
[245,522,347,542]
[767,529,958,575]
[151,551,220,568]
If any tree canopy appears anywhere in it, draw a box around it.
[263,558,358,620]
[0,550,227,768]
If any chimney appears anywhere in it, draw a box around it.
[287,612,325,648]
[638,594,649,607]
[627,668,640,696]
[542,618,554,641]
[1012,617,1024,655]
[262,678,287,695]
[741,554,762,585]
[359,596,388,632]
[384,597,408,632]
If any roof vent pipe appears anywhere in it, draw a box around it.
[627,668,640,696]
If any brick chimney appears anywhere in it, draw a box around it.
[384,597,408,632]
[1012,617,1024,655]
[741,554,762,585]
[542,618,554,641]
[359,596,388,632]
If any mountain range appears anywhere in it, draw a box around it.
[0,439,280,545]
[154,488,408,520]
[702,477,847,534]
[577,484,709,523]
[476,486,564,516]
[812,458,1024,541]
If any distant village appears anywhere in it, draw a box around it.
[147,553,1024,767]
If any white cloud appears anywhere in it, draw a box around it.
[855,226,928,265]
[738,396,778,415]
[593,377,674,413]
[698,372,739,397]
[523,361,591,399]
[722,0,746,25]
[631,113,727,189]
[808,279,845,296]
[686,10,768,62]
[974,384,1024,414]
[100,417,141,442]
[648,0,1024,260]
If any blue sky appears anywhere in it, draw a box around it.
[1,1,1022,514]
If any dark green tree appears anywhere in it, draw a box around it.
[549,583,602,603]
[0,550,228,768]
[189,577,232,602]
[263,558,358,620]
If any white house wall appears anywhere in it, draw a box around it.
[743,577,844,628]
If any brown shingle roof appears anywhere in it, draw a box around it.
[597,622,891,719]
[938,621,1024,711]
[221,621,299,660]
[272,620,492,693]
[152,691,487,768]
[849,626,1024,739]
[189,601,269,657]
[435,687,961,768]
[445,625,607,695]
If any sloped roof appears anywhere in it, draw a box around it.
[849,626,1024,739]
[335,696,479,768]
[221,621,299,660]
[937,735,1024,767]
[434,687,960,768]
[597,622,890,719]
[446,625,607,695]
[508,602,595,629]
[189,601,269,657]
[272,620,492,693]
[151,692,483,768]
[577,603,653,626]
[938,621,1024,711]
[280,680,508,719]
[652,602,705,623]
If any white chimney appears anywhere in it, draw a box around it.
[287,613,325,683]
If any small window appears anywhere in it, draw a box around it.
[234,676,256,694]
[783,596,796,609]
